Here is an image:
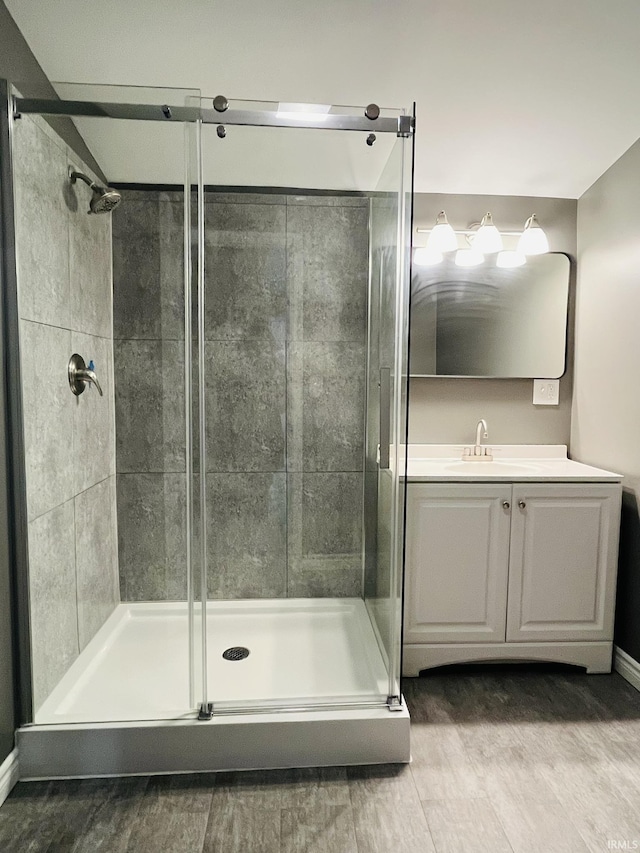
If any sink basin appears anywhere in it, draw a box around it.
[442,461,543,475]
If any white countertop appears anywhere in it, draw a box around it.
[401,445,623,483]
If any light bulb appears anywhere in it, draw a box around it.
[473,212,503,254]
[517,214,549,255]
[426,210,458,254]
[496,250,526,268]
[414,247,442,266]
[455,248,484,267]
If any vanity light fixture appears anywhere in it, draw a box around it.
[414,247,443,266]
[455,248,484,267]
[415,212,549,266]
[496,250,526,268]
[517,214,549,255]
[472,212,503,254]
[426,210,458,254]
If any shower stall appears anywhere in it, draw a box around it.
[0,81,414,777]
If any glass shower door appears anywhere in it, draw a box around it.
[10,82,206,724]
[364,128,414,704]
[194,99,414,714]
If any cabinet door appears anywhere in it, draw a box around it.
[404,483,512,644]
[506,484,621,643]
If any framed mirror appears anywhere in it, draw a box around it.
[409,252,570,378]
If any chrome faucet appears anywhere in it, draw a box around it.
[475,418,488,450]
[462,419,492,460]
[68,354,104,397]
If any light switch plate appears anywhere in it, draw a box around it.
[533,379,560,405]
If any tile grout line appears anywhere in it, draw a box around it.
[67,179,83,660]
[482,797,517,853]
[72,494,81,657]
[27,473,115,526]
[284,198,289,600]
[20,315,113,342]
[197,776,216,853]
[114,469,366,476]
[113,336,366,343]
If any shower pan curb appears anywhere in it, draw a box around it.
[17,703,410,779]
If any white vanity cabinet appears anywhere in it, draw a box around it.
[404,484,512,644]
[403,479,622,676]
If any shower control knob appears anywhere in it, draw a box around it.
[365,103,380,120]
[68,354,103,397]
[213,95,229,113]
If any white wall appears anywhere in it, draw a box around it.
[8,0,640,199]
[409,192,577,445]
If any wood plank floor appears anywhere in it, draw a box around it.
[2,670,640,852]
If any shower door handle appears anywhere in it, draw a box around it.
[379,367,391,470]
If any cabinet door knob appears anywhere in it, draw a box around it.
[518,500,526,509]
[502,501,510,509]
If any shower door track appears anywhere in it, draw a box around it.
[13,98,412,135]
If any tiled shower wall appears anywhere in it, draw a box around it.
[13,115,118,711]
[113,190,369,601]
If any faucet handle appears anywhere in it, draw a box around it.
[68,353,104,397]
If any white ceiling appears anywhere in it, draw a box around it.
[7,0,640,198]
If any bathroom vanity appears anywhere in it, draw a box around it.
[402,445,623,676]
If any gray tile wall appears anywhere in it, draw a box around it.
[113,193,191,602]
[113,190,369,602]
[13,115,119,712]
[286,198,369,598]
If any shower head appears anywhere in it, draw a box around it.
[69,168,122,214]
[89,187,121,214]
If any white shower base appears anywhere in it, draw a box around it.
[36,598,390,724]
[20,598,410,778]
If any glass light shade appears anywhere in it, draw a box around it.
[426,210,458,253]
[473,212,503,254]
[496,250,526,268]
[455,248,484,267]
[414,247,443,266]
[517,214,549,255]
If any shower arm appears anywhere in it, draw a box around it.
[69,169,101,192]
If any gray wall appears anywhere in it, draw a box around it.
[409,193,577,446]
[13,113,118,712]
[0,232,16,760]
[573,136,640,661]
[113,189,369,601]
